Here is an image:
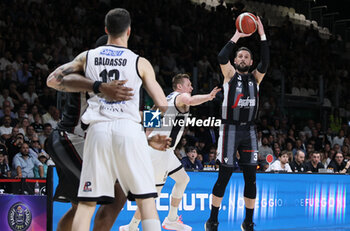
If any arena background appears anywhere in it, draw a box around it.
[0,0,350,230]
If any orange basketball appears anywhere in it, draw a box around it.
[235,12,258,34]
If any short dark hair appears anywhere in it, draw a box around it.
[105,8,131,37]
[235,47,253,59]
[172,73,190,90]
[185,146,197,153]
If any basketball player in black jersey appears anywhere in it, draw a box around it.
[205,16,269,231]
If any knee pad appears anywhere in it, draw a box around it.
[171,173,190,199]
[212,165,233,197]
[243,165,257,199]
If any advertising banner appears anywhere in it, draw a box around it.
[52,169,350,230]
[0,194,47,231]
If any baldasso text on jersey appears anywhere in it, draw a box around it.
[94,57,127,66]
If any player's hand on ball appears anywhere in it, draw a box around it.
[148,134,172,151]
[100,80,134,101]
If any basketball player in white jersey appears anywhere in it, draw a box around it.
[120,73,220,231]
[47,34,171,231]
[48,8,167,231]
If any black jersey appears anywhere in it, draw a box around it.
[57,92,88,137]
[221,72,258,125]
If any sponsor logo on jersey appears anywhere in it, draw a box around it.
[99,49,124,56]
[83,181,92,192]
[231,94,256,108]
[143,109,162,128]
[8,202,32,231]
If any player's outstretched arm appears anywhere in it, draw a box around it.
[138,57,167,113]
[176,86,221,107]
[218,30,253,82]
[252,16,269,85]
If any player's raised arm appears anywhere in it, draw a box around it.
[252,16,270,85]
[138,57,167,113]
[218,30,252,83]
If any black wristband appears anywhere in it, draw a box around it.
[93,81,103,94]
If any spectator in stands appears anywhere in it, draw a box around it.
[31,113,44,134]
[0,152,11,178]
[332,129,345,148]
[273,143,282,159]
[305,143,314,160]
[0,51,13,71]
[12,142,43,178]
[0,103,16,120]
[292,139,305,156]
[7,133,25,166]
[42,105,60,128]
[33,153,49,178]
[285,128,296,147]
[12,54,23,72]
[286,151,293,163]
[290,150,306,172]
[297,131,307,148]
[305,152,324,173]
[204,150,217,167]
[38,123,52,147]
[327,152,347,173]
[0,115,13,140]
[176,137,188,159]
[258,116,271,136]
[303,119,314,138]
[26,125,37,141]
[197,55,214,81]
[320,150,330,168]
[258,136,273,171]
[16,63,32,86]
[22,84,39,106]
[309,128,323,151]
[0,89,15,109]
[181,146,203,170]
[332,143,341,154]
[8,82,24,107]
[27,104,40,124]
[266,151,292,172]
[18,118,30,137]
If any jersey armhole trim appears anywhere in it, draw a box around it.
[84,50,89,75]
[174,94,189,114]
[136,56,142,80]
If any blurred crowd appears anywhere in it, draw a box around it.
[0,0,349,179]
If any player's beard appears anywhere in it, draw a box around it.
[236,63,250,72]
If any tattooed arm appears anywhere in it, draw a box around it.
[47,51,87,92]
[46,51,134,101]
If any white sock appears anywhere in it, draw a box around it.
[142,219,161,231]
[128,216,141,231]
[168,205,178,221]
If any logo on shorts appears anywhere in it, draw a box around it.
[83,181,92,192]
[143,109,161,128]
[8,202,32,231]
